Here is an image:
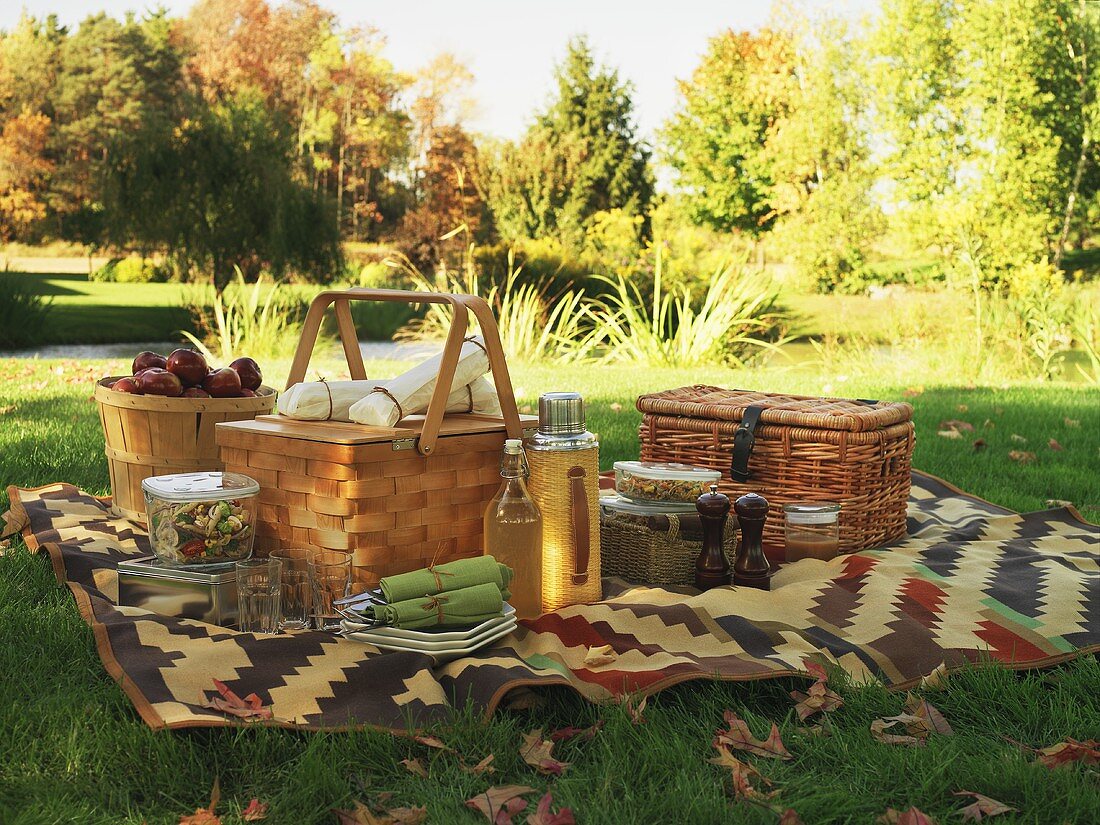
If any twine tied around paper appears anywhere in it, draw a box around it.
[463,335,491,371]
[369,386,405,422]
[315,375,334,421]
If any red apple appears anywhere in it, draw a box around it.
[132,351,166,374]
[166,349,209,386]
[181,387,211,398]
[228,357,262,391]
[112,377,141,394]
[202,367,242,398]
[137,367,183,397]
[238,388,257,397]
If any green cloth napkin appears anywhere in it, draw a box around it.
[380,555,514,603]
[367,582,504,629]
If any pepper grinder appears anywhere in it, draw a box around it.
[695,484,732,590]
[733,492,772,590]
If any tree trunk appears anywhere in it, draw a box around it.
[1053,135,1090,271]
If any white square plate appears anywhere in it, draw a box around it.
[345,620,518,663]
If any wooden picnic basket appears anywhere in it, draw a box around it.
[636,387,914,556]
[95,379,277,522]
[215,288,535,584]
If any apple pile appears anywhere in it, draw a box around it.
[109,350,264,398]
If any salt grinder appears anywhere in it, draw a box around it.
[694,484,732,590]
[733,492,772,590]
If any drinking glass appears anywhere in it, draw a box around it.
[270,548,316,631]
[309,550,351,631]
[236,558,282,634]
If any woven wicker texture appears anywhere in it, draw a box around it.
[637,387,914,554]
[95,378,276,522]
[637,385,912,432]
[527,446,602,611]
[600,511,737,586]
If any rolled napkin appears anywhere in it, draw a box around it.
[278,379,384,421]
[380,555,514,603]
[348,336,492,427]
[367,582,504,629]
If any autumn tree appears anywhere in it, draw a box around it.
[0,110,53,240]
[484,37,653,247]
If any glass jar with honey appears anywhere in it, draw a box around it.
[783,502,841,562]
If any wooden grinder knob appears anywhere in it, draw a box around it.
[733,492,772,590]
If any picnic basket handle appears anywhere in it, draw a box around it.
[286,288,523,456]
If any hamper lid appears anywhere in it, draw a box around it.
[141,471,260,502]
[636,386,913,433]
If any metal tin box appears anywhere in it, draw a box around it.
[117,556,238,626]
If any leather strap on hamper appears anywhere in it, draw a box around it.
[568,467,590,585]
[730,405,764,482]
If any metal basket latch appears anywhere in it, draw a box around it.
[730,405,764,482]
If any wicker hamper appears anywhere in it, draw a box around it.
[216,288,535,584]
[600,505,737,586]
[636,387,914,555]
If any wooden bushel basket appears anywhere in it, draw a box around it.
[637,386,914,556]
[216,288,535,585]
[95,379,277,522]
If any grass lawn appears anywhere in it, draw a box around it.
[1,359,1098,823]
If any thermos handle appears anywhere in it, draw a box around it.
[568,466,590,585]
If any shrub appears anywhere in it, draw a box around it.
[91,256,168,283]
[0,273,53,348]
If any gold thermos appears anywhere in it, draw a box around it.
[525,392,602,611]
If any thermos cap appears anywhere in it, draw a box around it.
[538,392,586,435]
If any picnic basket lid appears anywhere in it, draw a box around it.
[635,386,912,433]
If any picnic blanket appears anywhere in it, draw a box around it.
[3,472,1097,732]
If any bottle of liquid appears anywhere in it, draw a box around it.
[484,438,543,619]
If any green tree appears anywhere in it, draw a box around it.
[662,29,795,236]
[484,37,653,246]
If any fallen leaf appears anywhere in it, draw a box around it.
[387,808,427,825]
[624,694,647,725]
[1045,499,1073,508]
[877,807,937,825]
[1008,450,1036,464]
[919,662,949,690]
[465,785,537,825]
[779,810,807,825]
[956,404,969,413]
[503,688,545,711]
[1047,438,1064,451]
[790,661,844,720]
[953,791,1017,821]
[1064,417,1080,427]
[939,420,974,433]
[709,743,777,803]
[525,792,576,825]
[983,418,995,429]
[1036,738,1100,768]
[972,439,987,452]
[904,694,953,736]
[937,429,963,440]
[714,710,792,760]
[583,644,617,667]
[609,402,623,413]
[400,758,428,778]
[903,386,924,398]
[519,730,570,776]
[1010,434,1027,444]
[413,734,454,753]
[202,679,272,721]
[179,778,221,825]
[241,798,269,821]
[0,404,15,415]
[461,754,496,776]
[332,801,390,825]
[870,716,926,747]
[795,724,830,737]
[550,720,604,742]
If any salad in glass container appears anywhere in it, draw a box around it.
[613,461,722,503]
[142,472,260,566]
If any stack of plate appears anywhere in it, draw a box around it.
[340,604,517,663]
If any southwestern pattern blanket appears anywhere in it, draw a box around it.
[3,472,1097,732]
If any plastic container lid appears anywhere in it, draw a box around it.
[613,461,721,481]
[141,471,260,503]
[600,494,698,516]
[783,502,841,525]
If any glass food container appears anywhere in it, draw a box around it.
[783,502,841,562]
[613,460,722,504]
[142,472,260,567]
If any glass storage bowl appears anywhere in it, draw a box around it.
[783,502,841,562]
[613,461,721,504]
[142,472,260,567]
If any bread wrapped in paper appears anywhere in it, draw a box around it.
[348,337,494,427]
[278,380,385,421]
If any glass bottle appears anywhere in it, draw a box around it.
[484,438,543,619]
